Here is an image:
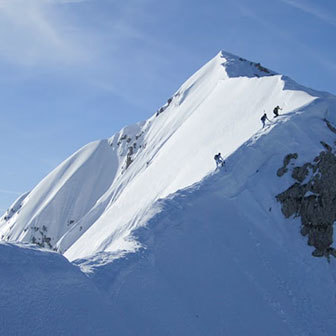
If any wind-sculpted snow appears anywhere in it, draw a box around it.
[0,242,114,336]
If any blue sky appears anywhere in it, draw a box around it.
[0,0,335,212]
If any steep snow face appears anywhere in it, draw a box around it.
[0,140,119,248]
[84,95,336,336]
[0,51,322,261]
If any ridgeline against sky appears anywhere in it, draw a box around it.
[2,50,335,263]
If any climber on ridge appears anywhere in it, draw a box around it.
[273,105,282,118]
[214,153,224,168]
[261,112,270,128]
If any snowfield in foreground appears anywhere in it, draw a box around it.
[1,51,336,335]
[0,242,114,335]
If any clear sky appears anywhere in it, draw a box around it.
[0,0,335,212]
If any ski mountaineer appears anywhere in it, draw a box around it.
[261,113,270,128]
[214,153,224,168]
[273,105,282,118]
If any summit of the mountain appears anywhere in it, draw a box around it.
[217,50,277,78]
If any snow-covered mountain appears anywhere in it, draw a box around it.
[1,50,329,263]
[2,51,336,335]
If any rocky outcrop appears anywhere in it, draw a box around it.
[325,119,336,135]
[125,146,134,169]
[156,96,174,117]
[291,162,313,183]
[276,153,298,177]
[276,127,336,259]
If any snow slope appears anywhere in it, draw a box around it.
[0,242,114,336]
[0,51,324,262]
[81,94,336,336]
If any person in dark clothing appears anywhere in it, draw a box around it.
[214,153,224,168]
[261,113,270,128]
[273,105,282,118]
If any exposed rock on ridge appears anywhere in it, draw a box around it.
[276,120,336,258]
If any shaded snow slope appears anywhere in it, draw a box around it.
[0,51,328,261]
[0,140,118,248]
[0,243,114,336]
[83,95,336,336]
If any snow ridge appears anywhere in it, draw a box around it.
[0,50,329,263]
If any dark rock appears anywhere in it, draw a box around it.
[325,119,336,135]
[276,153,298,177]
[125,146,134,169]
[276,182,305,218]
[320,141,332,152]
[291,163,312,182]
[254,62,270,73]
[156,107,165,117]
[312,249,324,257]
[276,147,336,259]
[300,225,309,236]
[135,132,144,140]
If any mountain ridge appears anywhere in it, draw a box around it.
[0,50,332,263]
